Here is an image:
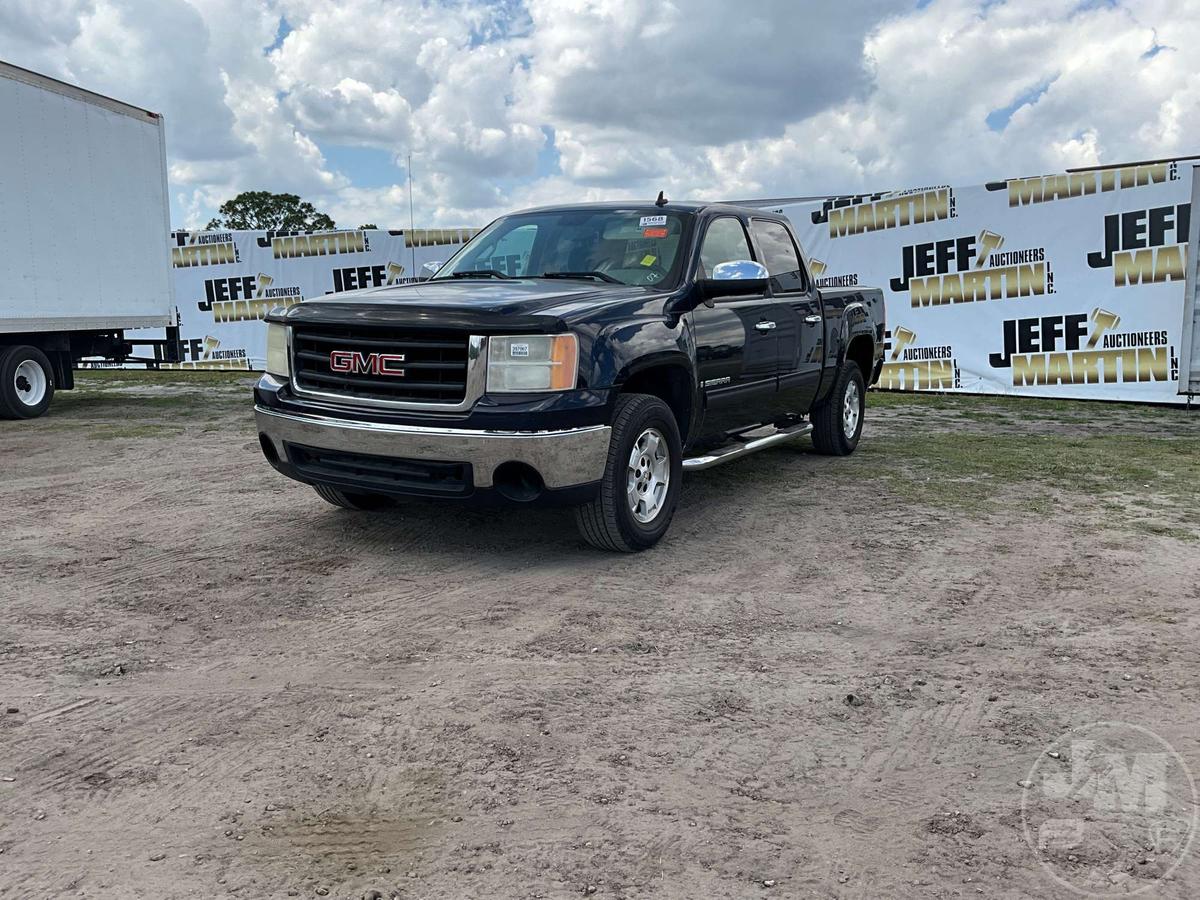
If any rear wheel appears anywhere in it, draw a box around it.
[574,393,682,552]
[0,345,55,419]
[312,483,396,511]
[811,360,864,456]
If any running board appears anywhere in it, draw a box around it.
[682,421,813,471]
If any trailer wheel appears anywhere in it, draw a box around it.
[0,345,55,419]
[312,483,396,511]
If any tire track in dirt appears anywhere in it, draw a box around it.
[846,699,991,799]
[6,696,198,793]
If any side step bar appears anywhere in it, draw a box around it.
[682,421,813,471]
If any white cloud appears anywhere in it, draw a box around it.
[0,0,1198,229]
[286,78,414,145]
[521,0,896,143]
[65,0,245,161]
[633,0,1200,201]
[0,0,95,73]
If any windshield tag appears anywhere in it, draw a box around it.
[510,343,531,358]
[643,227,668,239]
[639,215,667,227]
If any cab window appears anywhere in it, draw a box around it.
[750,219,807,293]
[436,209,688,287]
[698,217,754,280]
[478,223,537,277]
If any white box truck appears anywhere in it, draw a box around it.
[1182,162,1200,398]
[0,60,176,418]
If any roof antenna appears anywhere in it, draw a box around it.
[655,190,668,207]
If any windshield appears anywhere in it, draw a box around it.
[434,208,690,287]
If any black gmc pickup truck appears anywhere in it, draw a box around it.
[254,201,885,551]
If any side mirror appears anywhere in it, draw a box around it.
[419,260,444,281]
[699,259,769,299]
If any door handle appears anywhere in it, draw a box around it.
[754,321,777,332]
[804,314,822,324]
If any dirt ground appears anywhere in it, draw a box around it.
[3,373,1200,899]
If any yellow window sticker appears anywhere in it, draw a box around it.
[640,254,657,267]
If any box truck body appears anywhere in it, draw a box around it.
[0,59,175,417]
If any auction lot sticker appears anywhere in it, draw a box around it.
[1021,721,1198,896]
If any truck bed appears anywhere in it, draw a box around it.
[819,285,886,384]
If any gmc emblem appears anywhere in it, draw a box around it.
[329,350,406,377]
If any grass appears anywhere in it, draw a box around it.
[866,388,1191,417]
[39,369,256,420]
[850,390,1200,540]
[87,424,185,440]
[855,417,1200,539]
[74,369,256,387]
[55,391,245,410]
[868,432,1198,496]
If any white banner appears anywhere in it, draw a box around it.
[775,160,1193,403]
[145,227,474,369]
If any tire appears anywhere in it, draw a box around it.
[0,345,55,419]
[312,483,396,511]
[811,360,865,456]
[574,393,682,552]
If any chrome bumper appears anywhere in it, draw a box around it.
[255,406,611,490]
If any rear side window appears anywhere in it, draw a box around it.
[750,219,807,293]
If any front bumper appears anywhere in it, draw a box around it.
[255,405,611,497]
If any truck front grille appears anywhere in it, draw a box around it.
[291,325,470,405]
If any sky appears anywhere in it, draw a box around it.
[1,0,1197,230]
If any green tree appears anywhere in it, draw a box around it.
[206,191,336,231]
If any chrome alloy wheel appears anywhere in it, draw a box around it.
[843,379,861,437]
[14,359,48,408]
[626,426,670,524]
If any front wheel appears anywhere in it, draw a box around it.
[0,345,55,419]
[811,360,864,456]
[312,483,396,511]
[574,393,682,552]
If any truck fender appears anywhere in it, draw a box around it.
[835,301,875,366]
[585,319,696,390]
[584,319,697,441]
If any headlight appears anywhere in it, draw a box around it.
[265,323,290,378]
[487,334,578,392]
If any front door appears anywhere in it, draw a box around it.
[690,216,780,439]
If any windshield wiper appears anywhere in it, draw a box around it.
[538,271,623,284]
[446,269,513,279]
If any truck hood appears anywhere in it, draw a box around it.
[274,278,663,333]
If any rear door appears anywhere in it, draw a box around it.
[690,215,779,436]
[749,217,824,414]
